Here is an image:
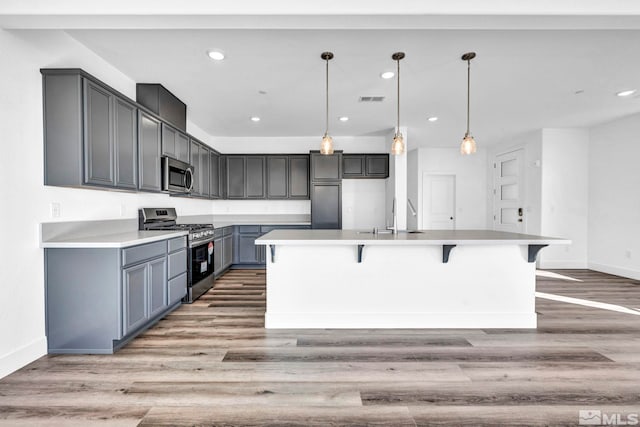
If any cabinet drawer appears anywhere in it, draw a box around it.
[168,272,187,305]
[168,236,187,253]
[122,241,166,267]
[237,225,260,233]
[168,249,187,279]
[223,226,233,236]
[214,228,224,238]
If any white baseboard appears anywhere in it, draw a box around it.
[588,262,640,281]
[266,312,537,329]
[0,337,47,380]
[538,260,588,269]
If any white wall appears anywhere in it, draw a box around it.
[342,180,387,230]
[539,129,589,269]
[417,147,487,229]
[406,149,419,230]
[210,136,387,154]
[588,114,640,280]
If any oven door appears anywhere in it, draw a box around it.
[186,238,215,303]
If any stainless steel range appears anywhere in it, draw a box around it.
[139,208,215,303]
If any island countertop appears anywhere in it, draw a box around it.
[256,229,571,246]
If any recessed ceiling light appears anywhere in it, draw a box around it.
[339,116,349,122]
[380,71,395,79]
[250,116,260,122]
[207,50,225,61]
[616,89,636,97]
[427,116,438,122]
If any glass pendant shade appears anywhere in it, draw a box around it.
[391,132,405,155]
[320,133,334,155]
[460,133,476,155]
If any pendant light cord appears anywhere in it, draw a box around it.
[396,57,400,133]
[466,59,470,135]
[325,57,329,135]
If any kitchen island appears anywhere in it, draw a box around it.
[256,230,570,329]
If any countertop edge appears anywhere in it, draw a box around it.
[41,230,189,249]
[255,238,572,246]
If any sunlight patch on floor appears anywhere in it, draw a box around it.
[536,291,640,316]
[536,270,582,282]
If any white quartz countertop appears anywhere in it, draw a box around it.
[203,214,311,228]
[41,230,188,249]
[256,229,571,246]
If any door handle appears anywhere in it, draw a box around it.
[450,217,454,220]
[518,207,523,217]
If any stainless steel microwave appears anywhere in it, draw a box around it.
[161,156,194,193]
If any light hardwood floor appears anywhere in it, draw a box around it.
[1,269,639,426]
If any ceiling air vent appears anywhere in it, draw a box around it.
[359,96,385,102]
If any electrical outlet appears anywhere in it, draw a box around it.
[50,202,61,218]
[625,250,632,259]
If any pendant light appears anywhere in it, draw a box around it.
[320,52,334,155]
[390,52,405,155]
[460,52,477,155]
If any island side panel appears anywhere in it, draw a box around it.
[264,244,536,328]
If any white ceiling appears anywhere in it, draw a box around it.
[66,28,640,147]
[5,2,640,148]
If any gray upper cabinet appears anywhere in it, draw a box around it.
[190,140,200,195]
[161,123,190,163]
[267,156,288,199]
[83,80,114,187]
[342,154,389,179]
[137,111,162,192]
[311,151,342,181]
[226,156,246,199]
[114,98,138,189]
[289,155,310,199]
[210,151,221,199]
[199,143,210,198]
[43,70,139,191]
[246,156,266,198]
[189,139,210,198]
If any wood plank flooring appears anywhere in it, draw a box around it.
[1,269,639,426]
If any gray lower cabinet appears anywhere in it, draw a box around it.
[45,236,186,354]
[213,227,234,276]
[161,123,190,163]
[43,70,139,191]
[233,224,310,266]
[138,111,162,192]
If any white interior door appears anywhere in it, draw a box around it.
[494,149,525,233]
[422,174,456,230]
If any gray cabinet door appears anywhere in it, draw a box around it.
[223,235,233,267]
[114,98,137,189]
[289,155,310,199]
[343,155,365,177]
[210,151,220,199]
[148,257,167,317]
[246,156,266,198]
[161,123,176,158]
[311,182,342,229]
[267,156,288,199]
[137,111,162,192]
[226,156,245,199]
[200,144,210,198]
[311,152,342,181]
[123,263,148,336]
[83,80,114,186]
[213,237,223,275]
[176,132,190,163]
[237,234,260,264]
[190,140,200,195]
[366,154,389,177]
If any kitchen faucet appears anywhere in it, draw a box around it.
[387,197,398,234]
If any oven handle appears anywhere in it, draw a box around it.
[189,238,215,249]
